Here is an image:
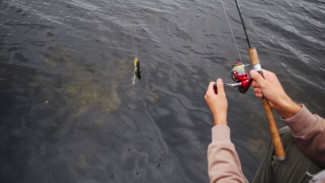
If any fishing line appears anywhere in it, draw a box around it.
[134,16,139,57]
[220,0,243,62]
[131,4,139,57]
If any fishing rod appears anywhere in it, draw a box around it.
[234,0,251,49]
[215,0,286,160]
[234,0,286,160]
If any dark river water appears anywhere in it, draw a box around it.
[0,0,324,182]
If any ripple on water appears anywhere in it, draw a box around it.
[0,0,324,182]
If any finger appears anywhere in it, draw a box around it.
[256,93,263,98]
[262,69,277,81]
[207,82,216,95]
[261,69,270,80]
[250,70,265,87]
[251,81,260,88]
[216,78,225,94]
[254,88,262,94]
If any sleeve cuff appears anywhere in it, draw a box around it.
[211,125,231,142]
[281,105,317,136]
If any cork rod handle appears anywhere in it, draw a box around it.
[248,48,286,161]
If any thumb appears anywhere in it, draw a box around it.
[250,70,265,86]
[217,78,225,94]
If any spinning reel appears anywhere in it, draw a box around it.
[214,62,252,94]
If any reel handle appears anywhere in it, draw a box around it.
[213,83,218,94]
[249,47,286,161]
[213,83,242,94]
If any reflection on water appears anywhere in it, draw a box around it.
[0,0,325,182]
[45,51,123,114]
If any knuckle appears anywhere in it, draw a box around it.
[269,72,276,79]
[259,82,266,88]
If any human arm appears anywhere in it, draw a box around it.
[205,79,246,183]
[282,106,325,166]
[250,69,325,166]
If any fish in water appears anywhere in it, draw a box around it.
[131,57,141,85]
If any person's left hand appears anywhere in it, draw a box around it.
[204,79,228,126]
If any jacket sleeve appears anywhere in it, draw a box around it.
[282,105,325,166]
[207,125,246,183]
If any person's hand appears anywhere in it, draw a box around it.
[250,69,301,119]
[204,79,228,125]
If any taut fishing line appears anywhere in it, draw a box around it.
[220,0,243,62]
[133,8,139,57]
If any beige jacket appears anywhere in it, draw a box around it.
[207,105,325,183]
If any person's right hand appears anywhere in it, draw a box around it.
[250,69,301,119]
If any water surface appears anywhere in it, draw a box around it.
[0,0,324,182]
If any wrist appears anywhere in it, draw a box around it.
[213,116,227,126]
[278,99,301,119]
